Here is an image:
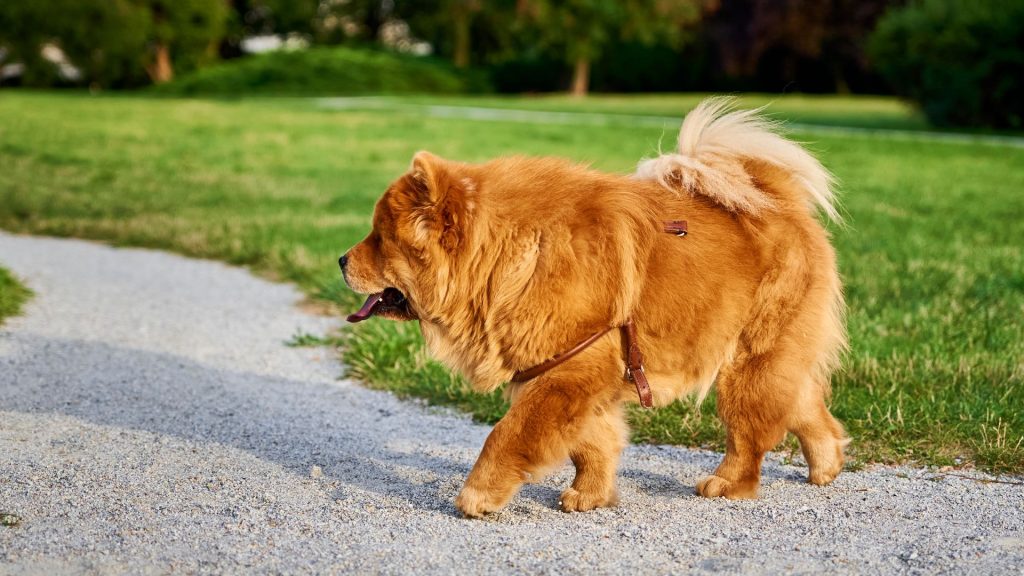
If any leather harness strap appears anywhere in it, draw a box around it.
[510,323,653,407]
[510,326,616,384]
[509,220,687,409]
[621,319,653,408]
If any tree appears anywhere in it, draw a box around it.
[516,0,702,96]
[392,0,508,68]
[341,0,397,44]
[58,1,151,87]
[869,0,1024,128]
[0,0,228,87]
[449,0,482,68]
[260,0,318,36]
[0,0,150,87]
[0,1,71,86]
[137,0,229,83]
[703,0,892,93]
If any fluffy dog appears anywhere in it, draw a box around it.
[341,98,848,517]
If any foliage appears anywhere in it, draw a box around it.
[222,0,319,57]
[0,0,227,88]
[514,0,702,94]
[0,267,32,327]
[488,50,567,93]
[324,0,397,44]
[702,0,892,93]
[61,2,152,87]
[1,0,970,100]
[223,0,422,49]
[0,1,59,86]
[0,0,149,87]
[1,93,1021,473]
[249,0,318,38]
[868,0,1024,129]
[394,0,492,68]
[141,0,228,79]
[517,0,699,61]
[152,47,484,96]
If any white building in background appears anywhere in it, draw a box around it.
[241,34,311,54]
[41,44,82,81]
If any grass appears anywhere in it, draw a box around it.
[390,93,932,131]
[0,266,32,326]
[0,91,1021,474]
[152,47,482,97]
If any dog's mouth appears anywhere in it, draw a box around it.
[347,288,417,323]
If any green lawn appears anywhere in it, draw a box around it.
[384,93,932,131]
[0,266,31,326]
[1,92,1021,473]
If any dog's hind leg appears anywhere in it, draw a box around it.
[697,327,846,498]
[696,351,793,499]
[788,282,848,486]
[560,402,628,512]
[789,376,847,486]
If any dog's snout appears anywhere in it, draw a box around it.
[338,254,349,271]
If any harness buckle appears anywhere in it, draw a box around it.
[624,364,645,382]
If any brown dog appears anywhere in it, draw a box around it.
[341,98,848,517]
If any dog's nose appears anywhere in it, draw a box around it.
[338,254,349,271]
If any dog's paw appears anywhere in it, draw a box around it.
[695,475,758,499]
[807,439,846,486]
[454,486,504,518]
[559,487,618,513]
[808,464,841,486]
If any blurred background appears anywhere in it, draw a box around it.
[1,0,1021,128]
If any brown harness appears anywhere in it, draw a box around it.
[510,220,689,409]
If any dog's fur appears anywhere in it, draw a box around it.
[342,98,848,517]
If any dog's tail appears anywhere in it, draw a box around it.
[635,97,840,223]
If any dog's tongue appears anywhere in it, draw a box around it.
[347,292,384,323]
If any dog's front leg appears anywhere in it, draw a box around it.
[454,373,615,518]
[454,414,537,518]
[560,402,626,512]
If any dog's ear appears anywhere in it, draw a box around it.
[409,151,445,203]
[407,151,473,252]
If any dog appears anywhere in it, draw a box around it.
[341,98,848,517]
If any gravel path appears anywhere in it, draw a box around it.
[1,231,1022,575]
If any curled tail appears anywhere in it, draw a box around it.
[635,97,840,223]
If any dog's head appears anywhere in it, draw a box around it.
[340,151,658,391]
[341,151,476,324]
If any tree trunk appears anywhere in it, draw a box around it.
[832,62,850,95]
[147,43,174,84]
[453,8,471,68]
[571,56,590,97]
[364,3,383,43]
